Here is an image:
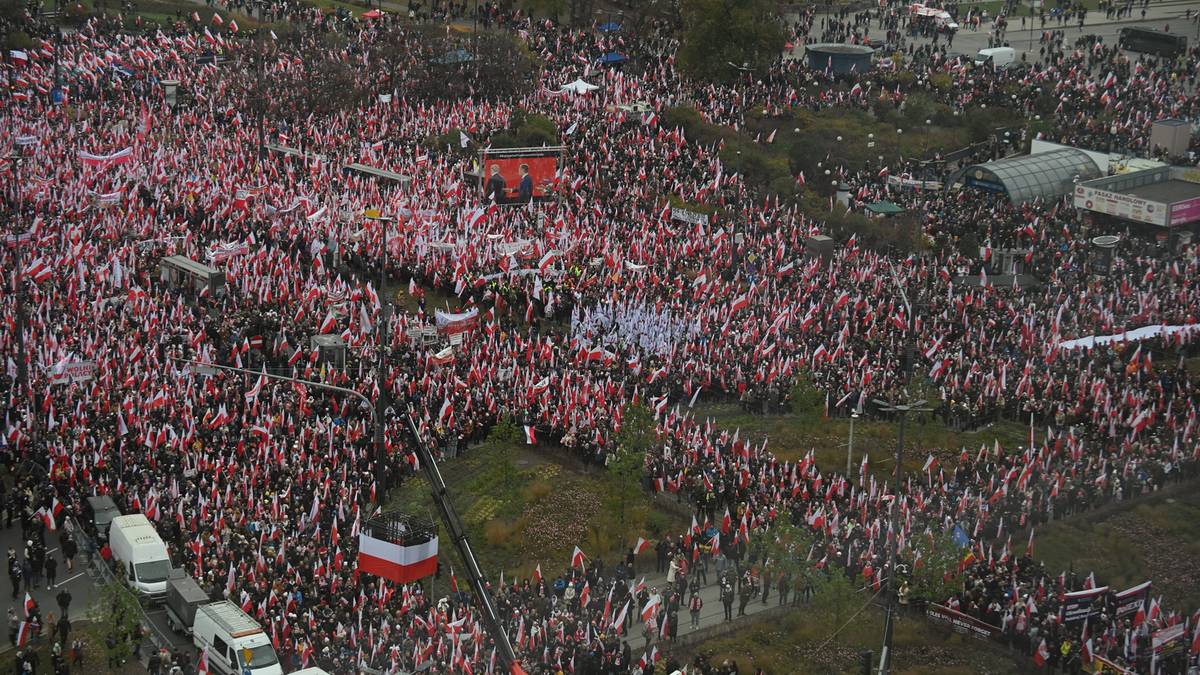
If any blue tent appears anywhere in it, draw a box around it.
[598,22,621,33]
[596,52,628,65]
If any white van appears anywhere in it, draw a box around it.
[975,47,1016,69]
[193,601,284,675]
[290,669,332,675]
[108,514,171,599]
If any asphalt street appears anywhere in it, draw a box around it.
[0,517,98,654]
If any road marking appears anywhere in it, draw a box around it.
[58,571,86,586]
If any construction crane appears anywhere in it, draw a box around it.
[171,357,526,673]
[404,412,527,675]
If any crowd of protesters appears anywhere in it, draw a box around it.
[1,0,1200,672]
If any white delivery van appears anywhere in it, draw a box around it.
[290,670,332,675]
[974,47,1016,69]
[193,601,283,675]
[108,514,172,600]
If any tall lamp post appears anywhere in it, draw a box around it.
[847,407,860,477]
[364,211,395,504]
[873,264,931,675]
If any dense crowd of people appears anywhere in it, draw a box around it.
[1,0,1200,672]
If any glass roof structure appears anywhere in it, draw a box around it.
[957,149,1103,205]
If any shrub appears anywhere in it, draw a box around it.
[790,369,825,414]
[484,518,517,547]
[522,479,552,506]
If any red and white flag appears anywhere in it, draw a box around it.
[357,531,439,584]
[523,425,537,445]
[570,545,586,569]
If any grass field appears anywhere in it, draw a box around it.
[691,400,1030,478]
[686,600,1022,675]
[1034,487,1200,613]
[386,433,688,586]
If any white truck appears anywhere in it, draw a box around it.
[192,601,284,675]
[108,514,172,600]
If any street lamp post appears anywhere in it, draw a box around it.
[365,212,395,504]
[874,264,931,675]
[847,408,860,477]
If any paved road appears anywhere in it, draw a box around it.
[614,564,799,659]
[903,0,1200,60]
[0,517,99,650]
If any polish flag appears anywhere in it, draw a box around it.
[24,593,35,617]
[197,647,210,675]
[611,599,630,631]
[318,311,337,334]
[632,537,652,555]
[922,455,939,473]
[579,581,591,607]
[15,621,30,646]
[357,531,438,584]
[523,426,537,445]
[641,594,661,621]
[570,546,586,569]
[532,563,542,585]
[1033,639,1049,667]
[729,294,749,315]
[23,257,52,283]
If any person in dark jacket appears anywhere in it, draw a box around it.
[484,165,506,203]
[517,163,534,204]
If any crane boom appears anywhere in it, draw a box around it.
[405,413,522,673]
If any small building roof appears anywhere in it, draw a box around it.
[958,149,1102,205]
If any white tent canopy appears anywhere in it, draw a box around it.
[560,78,600,94]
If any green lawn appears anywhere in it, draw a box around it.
[691,401,1029,478]
[386,433,687,585]
[1034,488,1200,614]
[686,600,1022,675]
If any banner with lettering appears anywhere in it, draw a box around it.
[1062,587,1108,625]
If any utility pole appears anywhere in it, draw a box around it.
[873,265,931,675]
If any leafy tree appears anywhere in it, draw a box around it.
[757,517,823,592]
[789,368,825,414]
[93,581,143,667]
[607,403,655,527]
[486,414,521,488]
[904,528,961,603]
[810,571,861,643]
[677,0,786,84]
